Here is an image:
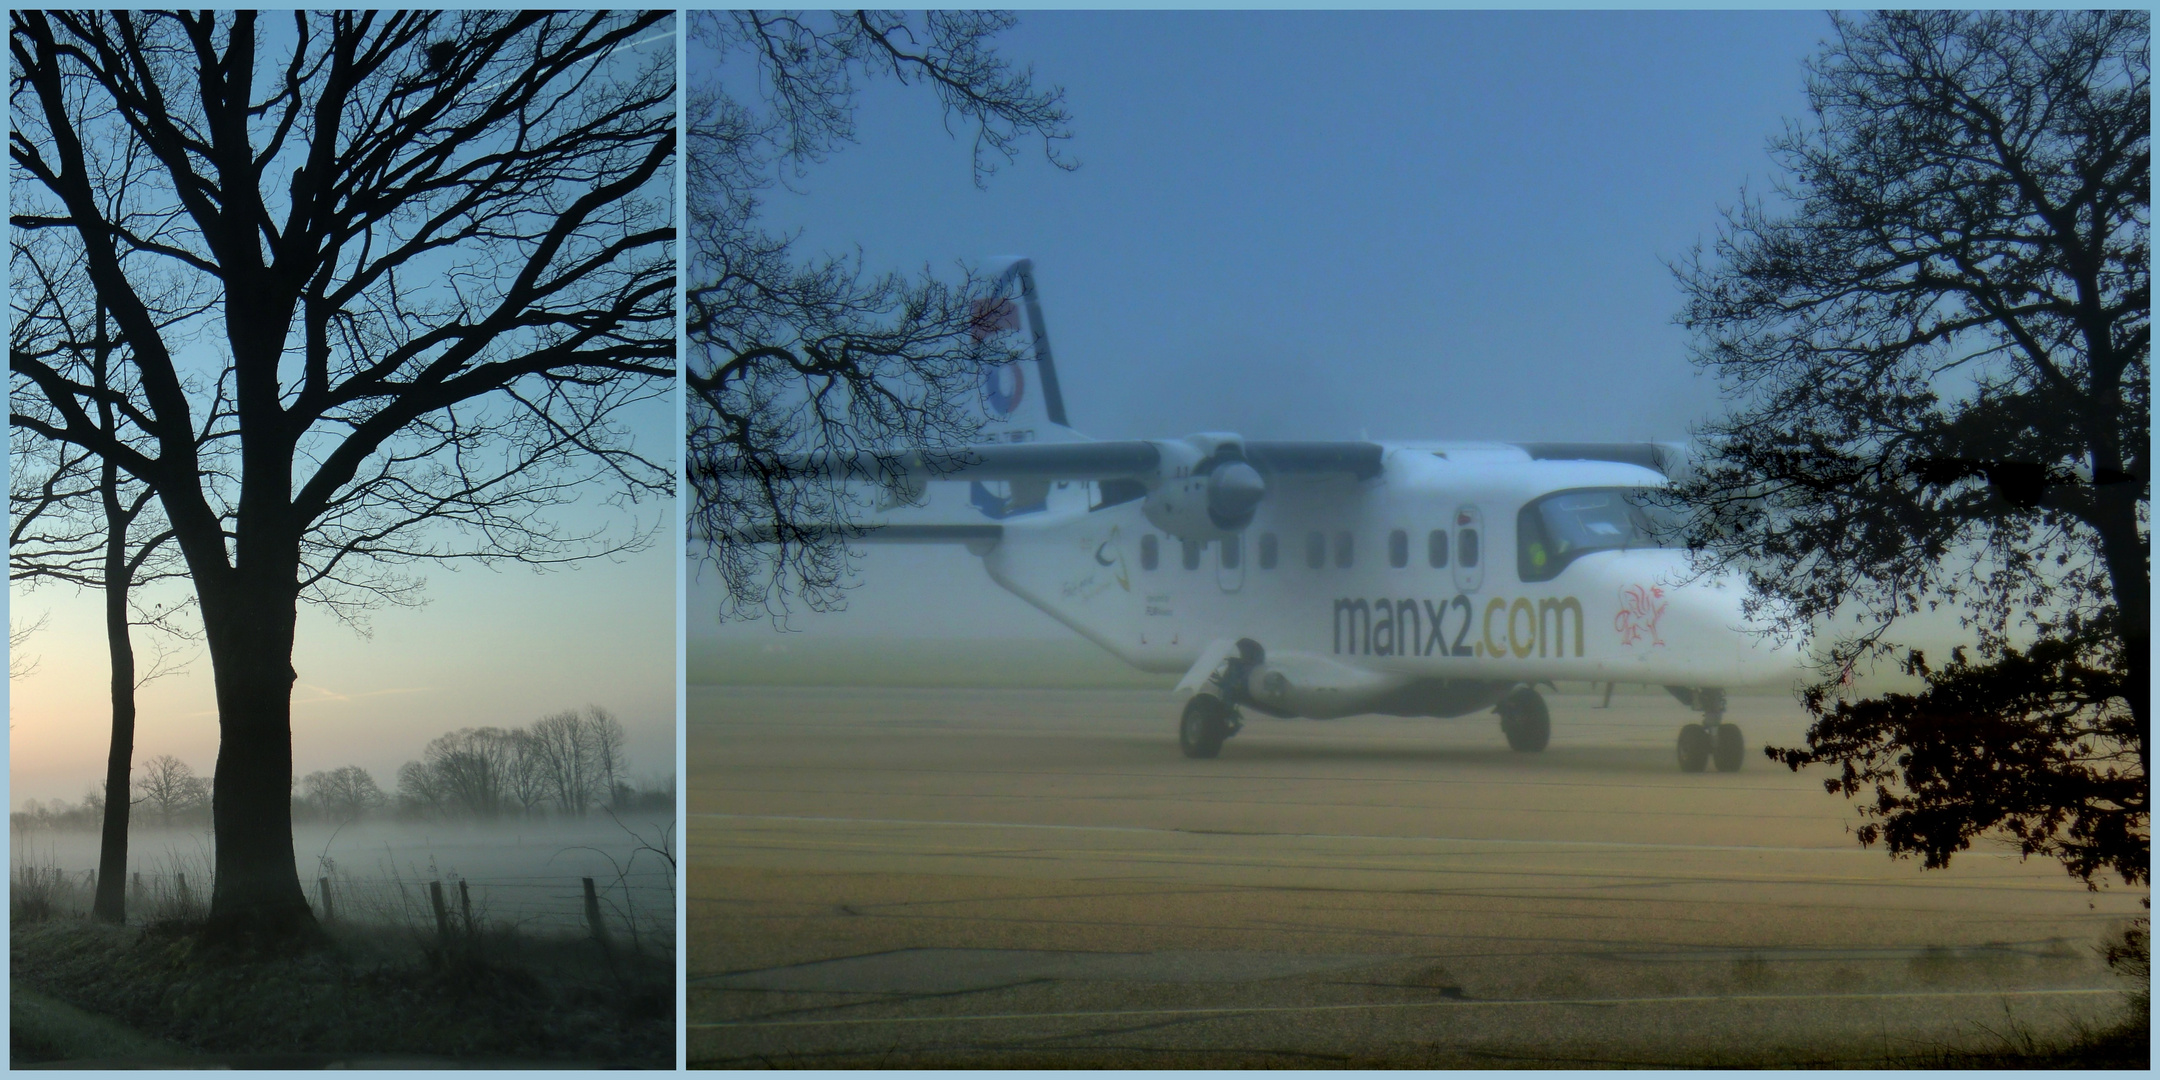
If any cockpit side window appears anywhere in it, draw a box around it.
[1517,487,1669,582]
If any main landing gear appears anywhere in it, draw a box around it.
[1669,686,1743,773]
[1495,685,1551,752]
[1179,639,1260,759]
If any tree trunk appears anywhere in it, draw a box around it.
[91,506,137,925]
[2093,487,2150,775]
[199,569,316,943]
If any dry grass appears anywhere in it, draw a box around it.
[9,835,674,1068]
[12,917,670,1067]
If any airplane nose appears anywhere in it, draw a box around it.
[1731,585,1810,678]
[1206,461,1266,530]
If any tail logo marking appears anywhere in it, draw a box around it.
[982,361,1026,417]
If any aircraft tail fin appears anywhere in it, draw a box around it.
[973,258,1080,445]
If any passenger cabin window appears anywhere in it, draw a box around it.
[1388,529,1408,568]
[1517,486,1670,582]
[1182,538,1203,571]
[1459,527,1479,568]
[1220,535,1240,569]
[1306,531,1326,569]
[1258,532,1278,569]
[1427,528,1449,567]
[1140,533,1158,571]
[1334,531,1355,569]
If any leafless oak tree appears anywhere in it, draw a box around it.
[11,243,203,924]
[297,764,385,823]
[12,11,675,942]
[685,11,1072,619]
[134,753,207,826]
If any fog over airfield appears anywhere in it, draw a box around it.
[694,11,1849,644]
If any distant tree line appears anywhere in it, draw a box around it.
[8,707,669,832]
[393,707,659,821]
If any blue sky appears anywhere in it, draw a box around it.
[696,9,1838,644]
[746,10,1829,442]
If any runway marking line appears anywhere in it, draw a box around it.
[688,986,2119,1029]
[691,811,1928,857]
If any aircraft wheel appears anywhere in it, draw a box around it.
[1677,724,1711,773]
[1179,696,1232,759]
[1497,687,1551,753]
[1712,723,1746,773]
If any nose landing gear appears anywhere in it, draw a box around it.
[1668,686,1743,773]
[1179,694,1241,759]
[1495,685,1551,752]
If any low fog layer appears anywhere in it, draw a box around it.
[16,817,675,938]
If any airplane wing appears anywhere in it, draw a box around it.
[701,439,1386,482]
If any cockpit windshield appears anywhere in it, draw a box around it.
[1517,487,1671,582]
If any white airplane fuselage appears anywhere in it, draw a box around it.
[939,443,1803,723]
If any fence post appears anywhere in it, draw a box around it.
[582,877,608,946]
[317,877,335,924]
[429,880,451,943]
[458,879,473,935]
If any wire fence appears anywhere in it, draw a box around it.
[13,863,675,948]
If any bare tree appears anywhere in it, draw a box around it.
[505,730,554,818]
[12,253,203,924]
[1668,11,2147,887]
[8,610,45,681]
[11,11,674,941]
[527,708,601,816]
[298,765,385,823]
[587,706,628,811]
[135,753,207,826]
[413,728,516,820]
[685,11,1072,618]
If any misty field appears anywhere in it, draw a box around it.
[14,818,674,940]
[11,816,674,1067]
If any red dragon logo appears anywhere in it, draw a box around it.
[1615,584,1667,646]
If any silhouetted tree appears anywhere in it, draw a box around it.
[526,706,628,816]
[11,259,202,924]
[684,10,1072,618]
[410,728,516,820]
[298,765,386,823]
[8,610,45,681]
[505,731,554,817]
[11,11,674,941]
[1668,11,2147,887]
[135,754,207,826]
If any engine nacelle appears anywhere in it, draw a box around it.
[1139,434,1267,541]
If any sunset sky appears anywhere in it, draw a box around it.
[10,513,676,808]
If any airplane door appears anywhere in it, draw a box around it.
[1451,504,1484,593]
[1216,534,1245,593]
